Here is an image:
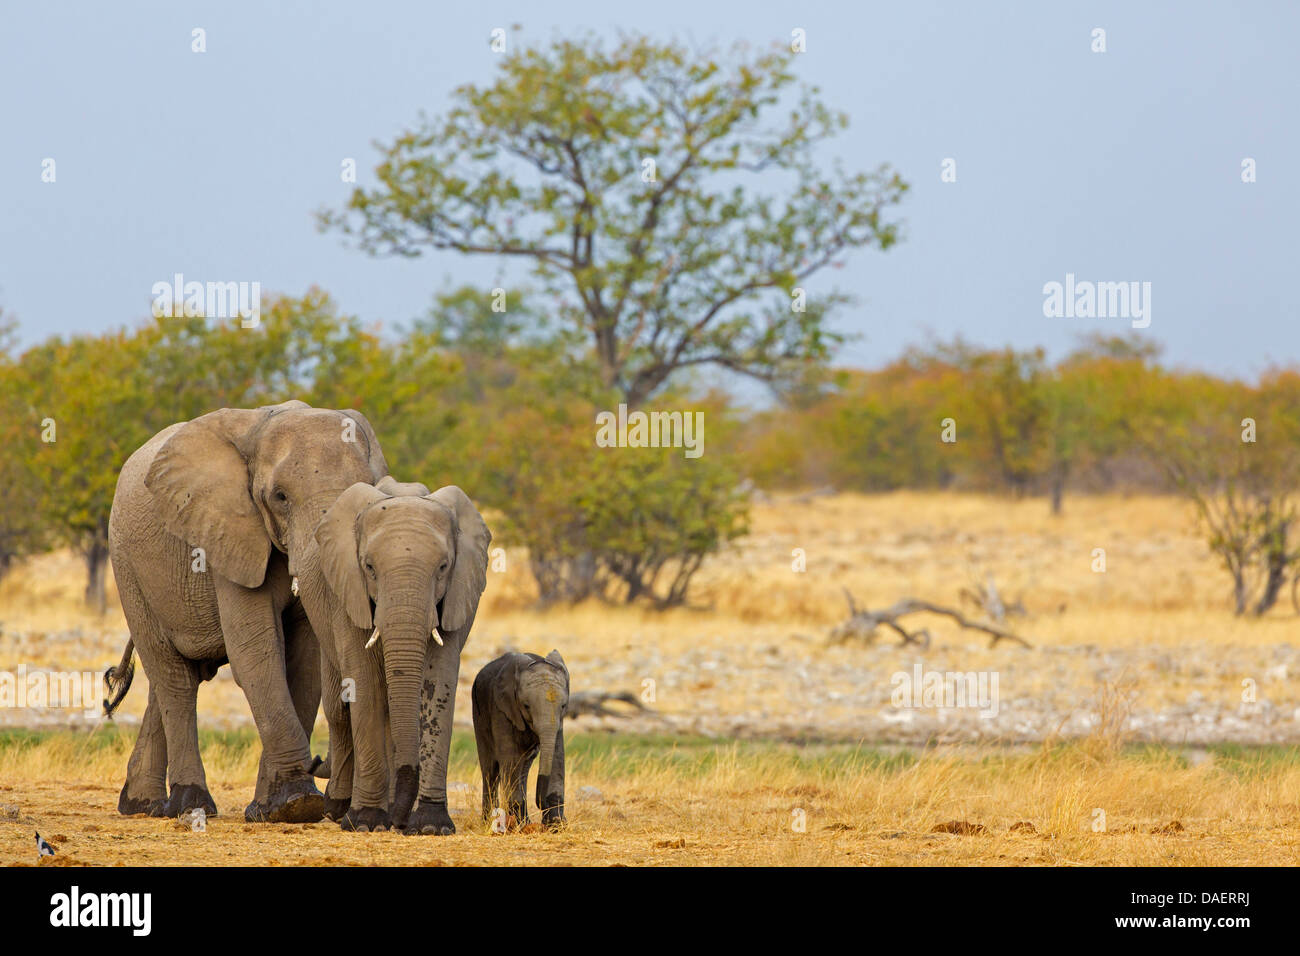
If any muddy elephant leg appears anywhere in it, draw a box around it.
[214,577,322,824]
[403,633,464,835]
[118,687,168,816]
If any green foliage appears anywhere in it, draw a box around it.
[0,285,751,609]
[322,34,906,405]
[441,357,749,606]
[1134,366,1300,615]
[5,282,1299,617]
[738,337,1177,502]
[0,290,375,606]
[0,313,50,577]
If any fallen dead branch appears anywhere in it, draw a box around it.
[829,590,1033,649]
[958,572,1026,622]
[566,690,658,720]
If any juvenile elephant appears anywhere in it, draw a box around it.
[301,480,491,834]
[105,401,388,822]
[472,651,569,829]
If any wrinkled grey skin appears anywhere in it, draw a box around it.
[300,479,490,834]
[472,651,569,829]
[104,401,388,822]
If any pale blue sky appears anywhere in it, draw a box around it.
[1,1,1295,381]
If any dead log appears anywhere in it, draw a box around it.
[829,589,1032,649]
[566,690,658,720]
[958,573,1026,622]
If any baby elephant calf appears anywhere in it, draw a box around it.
[472,650,569,829]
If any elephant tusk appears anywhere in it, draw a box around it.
[365,627,380,649]
[291,576,299,597]
[431,628,444,647]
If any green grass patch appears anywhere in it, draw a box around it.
[4,728,1296,784]
[1205,743,1300,778]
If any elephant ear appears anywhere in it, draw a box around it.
[341,410,390,482]
[145,407,279,589]
[375,476,431,497]
[502,657,529,732]
[427,486,491,634]
[315,482,389,629]
[546,649,568,678]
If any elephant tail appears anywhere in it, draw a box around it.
[102,639,136,718]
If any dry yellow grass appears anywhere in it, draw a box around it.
[1,491,1298,865]
[3,730,1299,865]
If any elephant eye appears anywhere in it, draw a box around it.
[438,560,449,575]
[274,489,288,503]
[365,561,376,577]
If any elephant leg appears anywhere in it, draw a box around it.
[318,653,353,821]
[214,576,322,824]
[481,761,500,825]
[251,599,320,811]
[506,748,534,827]
[335,623,392,832]
[538,725,566,829]
[118,687,167,816]
[133,638,216,818]
[111,563,173,815]
[476,723,498,822]
[283,600,322,745]
[403,633,463,836]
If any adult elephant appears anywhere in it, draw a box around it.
[105,400,388,822]
[302,479,490,834]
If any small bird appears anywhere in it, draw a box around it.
[35,831,55,857]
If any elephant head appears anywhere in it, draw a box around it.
[511,650,569,794]
[144,401,389,587]
[315,482,491,824]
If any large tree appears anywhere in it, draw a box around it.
[321,34,907,405]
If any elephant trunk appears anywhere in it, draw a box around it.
[377,600,427,828]
[288,489,355,576]
[536,710,559,779]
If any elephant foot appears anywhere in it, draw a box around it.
[245,775,324,824]
[339,806,391,833]
[323,794,351,822]
[391,765,418,830]
[541,804,566,830]
[403,799,456,836]
[117,782,165,817]
[163,783,218,819]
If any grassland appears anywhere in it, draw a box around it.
[1,492,1298,865]
[3,729,1299,865]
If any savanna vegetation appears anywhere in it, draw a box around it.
[3,297,1298,618]
[1,34,1296,618]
